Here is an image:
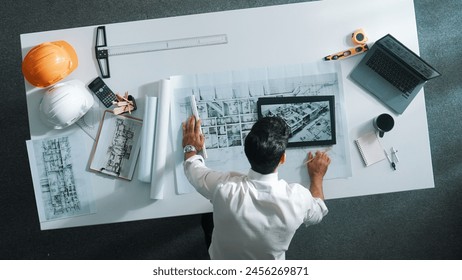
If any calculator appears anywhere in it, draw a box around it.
[87,77,116,108]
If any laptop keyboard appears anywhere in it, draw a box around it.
[366,49,420,97]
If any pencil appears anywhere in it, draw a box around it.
[304,157,315,164]
[303,146,332,165]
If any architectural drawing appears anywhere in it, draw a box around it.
[170,62,352,194]
[89,111,142,180]
[26,132,95,221]
[258,96,336,147]
[102,118,135,175]
[40,137,81,218]
[267,101,332,142]
[178,77,337,149]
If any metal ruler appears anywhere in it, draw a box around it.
[95,26,228,78]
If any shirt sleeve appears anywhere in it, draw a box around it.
[303,196,329,227]
[183,155,239,200]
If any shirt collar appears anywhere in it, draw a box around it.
[247,168,279,182]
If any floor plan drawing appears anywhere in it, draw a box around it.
[40,137,81,219]
[102,118,136,175]
[170,62,352,194]
[89,111,142,180]
[26,133,95,221]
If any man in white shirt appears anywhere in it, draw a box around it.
[182,115,331,260]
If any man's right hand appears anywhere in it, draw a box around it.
[307,151,331,180]
[306,151,331,200]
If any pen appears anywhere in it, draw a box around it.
[391,147,399,163]
[384,149,396,170]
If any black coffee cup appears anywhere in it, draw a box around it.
[373,113,394,137]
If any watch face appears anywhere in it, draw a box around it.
[183,145,196,153]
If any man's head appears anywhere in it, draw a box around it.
[244,116,290,174]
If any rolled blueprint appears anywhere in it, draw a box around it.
[137,95,158,182]
[150,79,171,199]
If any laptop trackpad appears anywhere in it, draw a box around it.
[351,67,409,113]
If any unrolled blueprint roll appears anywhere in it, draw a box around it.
[150,79,171,199]
[137,95,157,183]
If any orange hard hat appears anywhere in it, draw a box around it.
[22,40,78,88]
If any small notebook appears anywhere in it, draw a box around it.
[355,132,386,166]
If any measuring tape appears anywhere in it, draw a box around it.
[324,28,368,61]
[324,44,369,61]
[95,26,228,78]
[351,28,368,45]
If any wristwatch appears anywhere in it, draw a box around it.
[183,145,197,154]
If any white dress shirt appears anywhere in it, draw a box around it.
[184,155,328,260]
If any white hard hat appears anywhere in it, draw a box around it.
[39,79,94,129]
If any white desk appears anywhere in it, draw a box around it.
[21,0,434,230]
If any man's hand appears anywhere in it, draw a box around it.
[306,151,331,200]
[307,151,331,180]
[182,115,205,159]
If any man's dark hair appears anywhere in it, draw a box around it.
[244,116,290,174]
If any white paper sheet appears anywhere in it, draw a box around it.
[150,79,171,199]
[137,96,158,182]
[170,61,352,195]
[26,132,96,222]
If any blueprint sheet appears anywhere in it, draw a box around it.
[170,61,352,194]
[26,132,96,222]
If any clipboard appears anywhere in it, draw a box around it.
[88,110,143,180]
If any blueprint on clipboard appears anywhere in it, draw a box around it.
[170,61,352,194]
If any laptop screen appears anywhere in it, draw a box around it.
[378,34,441,80]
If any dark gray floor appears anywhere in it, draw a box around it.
[1,0,461,259]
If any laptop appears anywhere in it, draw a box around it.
[350,34,441,114]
